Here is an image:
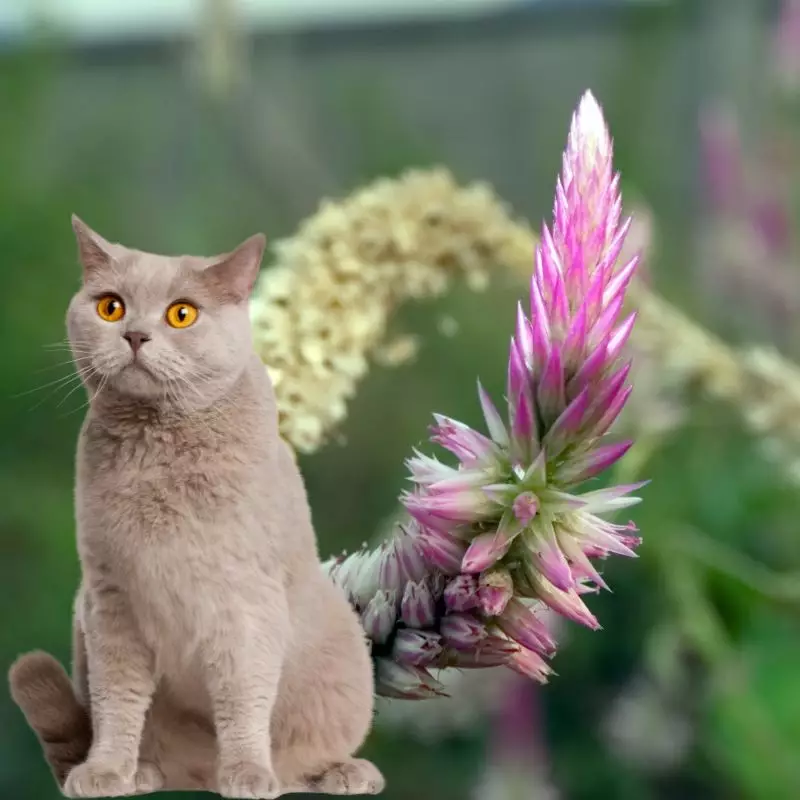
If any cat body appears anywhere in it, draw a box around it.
[9,220,382,798]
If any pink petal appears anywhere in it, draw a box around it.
[477,380,509,446]
[443,574,481,612]
[440,612,489,650]
[400,579,437,628]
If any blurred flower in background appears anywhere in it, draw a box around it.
[696,0,800,357]
[772,0,800,95]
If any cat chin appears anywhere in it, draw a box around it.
[110,364,164,399]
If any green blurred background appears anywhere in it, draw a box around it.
[3,0,800,798]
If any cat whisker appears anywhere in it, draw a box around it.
[23,367,97,414]
[42,343,96,354]
[60,369,111,418]
[56,373,94,409]
[33,356,94,374]
[14,363,95,400]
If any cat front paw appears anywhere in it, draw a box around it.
[63,760,136,798]
[307,759,385,795]
[217,761,280,799]
[133,761,165,794]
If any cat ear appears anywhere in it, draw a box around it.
[71,215,115,279]
[202,233,266,304]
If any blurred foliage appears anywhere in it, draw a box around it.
[3,2,800,799]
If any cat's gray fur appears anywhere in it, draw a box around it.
[8,218,383,798]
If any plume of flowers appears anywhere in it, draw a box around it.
[249,169,534,453]
[325,91,646,698]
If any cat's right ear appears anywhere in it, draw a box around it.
[71,215,115,280]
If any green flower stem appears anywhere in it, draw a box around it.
[662,556,800,795]
[610,433,800,793]
[673,529,800,608]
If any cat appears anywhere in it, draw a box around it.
[8,217,384,799]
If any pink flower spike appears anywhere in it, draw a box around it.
[440,612,489,650]
[389,91,648,691]
[477,380,509,446]
[443,574,481,612]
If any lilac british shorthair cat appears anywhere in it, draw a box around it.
[9,217,383,799]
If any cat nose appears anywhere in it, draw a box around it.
[123,331,151,355]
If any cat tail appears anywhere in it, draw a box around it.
[8,650,91,788]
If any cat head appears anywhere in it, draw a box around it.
[66,216,266,411]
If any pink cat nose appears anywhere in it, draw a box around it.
[123,331,151,355]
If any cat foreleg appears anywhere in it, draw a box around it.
[207,581,289,800]
[63,590,158,798]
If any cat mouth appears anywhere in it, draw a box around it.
[122,358,156,379]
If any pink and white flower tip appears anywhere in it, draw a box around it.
[328,90,648,700]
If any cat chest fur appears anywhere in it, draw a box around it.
[77,419,274,659]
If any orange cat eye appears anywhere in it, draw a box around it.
[165,301,199,329]
[96,294,125,322]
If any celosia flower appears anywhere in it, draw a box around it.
[325,91,646,699]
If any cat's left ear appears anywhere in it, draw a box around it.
[71,215,115,280]
[202,234,266,304]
